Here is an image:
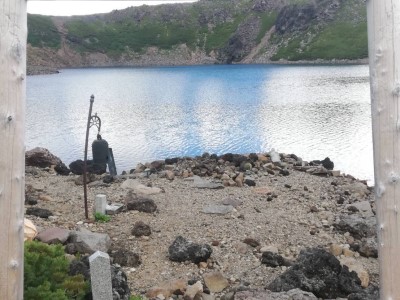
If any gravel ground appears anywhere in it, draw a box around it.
[25,164,379,298]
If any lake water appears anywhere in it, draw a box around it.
[27,64,373,183]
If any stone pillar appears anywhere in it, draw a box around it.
[89,251,113,300]
[95,194,107,215]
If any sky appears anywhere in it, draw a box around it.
[27,1,198,16]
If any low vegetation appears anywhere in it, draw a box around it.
[24,241,89,300]
[27,14,61,49]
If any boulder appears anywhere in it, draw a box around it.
[168,236,212,264]
[111,264,131,300]
[358,237,378,258]
[25,147,62,168]
[267,248,363,299]
[131,221,152,237]
[261,251,292,268]
[26,207,53,218]
[36,227,70,244]
[69,159,106,175]
[68,228,111,254]
[334,215,376,239]
[125,191,157,213]
[54,162,70,175]
[111,249,141,267]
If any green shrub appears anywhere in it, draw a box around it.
[24,241,89,300]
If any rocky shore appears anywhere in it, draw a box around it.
[25,148,379,299]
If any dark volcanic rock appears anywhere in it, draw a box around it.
[26,207,53,218]
[125,191,157,213]
[55,162,70,175]
[168,236,212,264]
[261,251,292,268]
[111,249,141,267]
[321,157,334,170]
[131,221,152,237]
[69,159,107,175]
[358,237,378,258]
[334,215,376,239]
[348,285,379,300]
[267,248,362,299]
[111,264,131,300]
[25,147,62,168]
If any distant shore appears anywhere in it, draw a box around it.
[27,58,369,76]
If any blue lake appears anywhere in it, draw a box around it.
[27,64,373,182]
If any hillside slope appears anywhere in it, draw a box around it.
[27,0,368,74]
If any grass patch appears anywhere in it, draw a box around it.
[255,11,278,44]
[28,14,61,48]
[94,212,111,223]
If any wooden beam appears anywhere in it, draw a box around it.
[367,0,400,298]
[0,0,27,299]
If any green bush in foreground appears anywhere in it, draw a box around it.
[94,212,111,223]
[24,241,89,300]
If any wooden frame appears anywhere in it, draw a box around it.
[0,0,398,299]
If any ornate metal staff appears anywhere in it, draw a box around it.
[83,95,101,219]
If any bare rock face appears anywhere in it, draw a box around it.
[267,248,363,299]
[275,4,317,34]
[25,147,62,168]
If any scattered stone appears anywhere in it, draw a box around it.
[261,251,293,268]
[69,159,106,175]
[25,147,62,168]
[36,227,70,244]
[221,198,243,207]
[106,203,124,215]
[243,237,260,248]
[267,248,363,298]
[284,184,292,189]
[168,236,212,264]
[26,207,53,218]
[279,169,290,176]
[25,194,38,205]
[346,201,373,217]
[74,173,96,185]
[269,149,281,163]
[203,271,229,293]
[121,179,162,195]
[329,244,344,256]
[131,221,152,237]
[39,194,53,201]
[235,173,244,187]
[146,279,187,299]
[103,175,114,184]
[235,289,317,300]
[193,176,224,189]
[358,238,378,258]
[125,191,157,213]
[202,205,234,215]
[165,170,175,180]
[185,281,203,299]
[244,176,256,186]
[111,249,141,267]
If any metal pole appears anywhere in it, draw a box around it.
[83,95,94,220]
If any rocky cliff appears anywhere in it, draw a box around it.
[27,0,368,74]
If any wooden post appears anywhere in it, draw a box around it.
[0,0,27,299]
[367,0,400,299]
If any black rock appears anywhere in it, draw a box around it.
[111,264,131,300]
[103,175,114,184]
[321,157,334,170]
[244,177,256,186]
[249,153,258,162]
[168,236,212,264]
[220,153,234,162]
[25,195,38,205]
[165,157,179,165]
[69,159,106,175]
[131,221,152,237]
[55,163,70,175]
[26,207,53,218]
[279,169,290,176]
[261,251,292,268]
[358,238,378,258]
[267,248,362,299]
[125,191,157,213]
[348,285,379,300]
[111,249,141,267]
[69,256,90,280]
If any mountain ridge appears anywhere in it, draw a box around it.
[27,0,368,75]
